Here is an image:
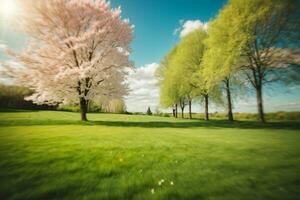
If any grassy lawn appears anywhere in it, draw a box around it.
[0,111,299,200]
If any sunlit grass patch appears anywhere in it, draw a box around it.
[0,111,299,199]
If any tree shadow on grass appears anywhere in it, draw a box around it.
[0,118,299,130]
[89,120,300,130]
[0,109,40,112]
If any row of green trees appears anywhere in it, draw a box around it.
[156,0,300,122]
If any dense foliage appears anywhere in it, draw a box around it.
[202,0,300,122]
[0,84,55,110]
[157,29,224,120]
[157,0,300,122]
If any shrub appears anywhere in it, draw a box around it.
[146,107,152,115]
[0,84,56,110]
[107,99,126,113]
[163,113,170,117]
[57,105,80,112]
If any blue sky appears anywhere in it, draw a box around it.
[0,0,299,113]
[110,0,227,67]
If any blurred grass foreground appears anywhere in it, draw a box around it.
[0,110,299,199]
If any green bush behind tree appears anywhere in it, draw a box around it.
[0,84,55,110]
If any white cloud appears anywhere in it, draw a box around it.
[125,63,160,112]
[174,20,208,38]
[124,62,300,113]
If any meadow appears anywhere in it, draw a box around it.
[0,110,299,200]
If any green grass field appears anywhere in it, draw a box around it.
[0,111,299,200]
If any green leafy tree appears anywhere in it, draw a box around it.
[156,47,180,118]
[174,30,223,120]
[203,0,300,123]
[157,29,224,120]
[172,30,208,119]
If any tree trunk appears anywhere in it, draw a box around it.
[175,104,178,118]
[181,106,184,118]
[180,100,185,119]
[255,85,265,123]
[188,100,192,119]
[225,79,234,122]
[204,95,209,121]
[172,108,175,117]
[80,97,88,121]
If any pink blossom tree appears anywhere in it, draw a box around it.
[4,0,133,121]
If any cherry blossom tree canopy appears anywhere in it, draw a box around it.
[4,0,134,106]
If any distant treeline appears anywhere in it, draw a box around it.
[122,111,300,121]
[182,112,300,121]
[0,84,56,110]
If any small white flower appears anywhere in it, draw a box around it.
[151,188,155,194]
[170,181,174,185]
[158,179,165,186]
